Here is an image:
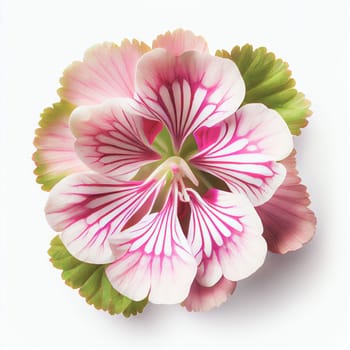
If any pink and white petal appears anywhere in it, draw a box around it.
[191,103,293,206]
[182,277,237,312]
[223,162,287,207]
[256,150,316,254]
[106,186,197,304]
[33,101,88,191]
[135,49,245,150]
[45,173,164,264]
[187,189,266,286]
[152,29,208,56]
[59,40,149,105]
[70,99,161,179]
[233,104,293,160]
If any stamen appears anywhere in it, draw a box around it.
[146,156,199,187]
[178,177,190,202]
[178,158,199,186]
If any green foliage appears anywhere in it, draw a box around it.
[216,44,312,135]
[48,235,148,317]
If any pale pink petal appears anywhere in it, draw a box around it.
[59,40,149,105]
[191,103,293,206]
[152,29,208,56]
[106,186,197,304]
[187,189,266,286]
[135,49,245,151]
[45,173,163,264]
[182,277,237,312]
[33,103,88,190]
[70,99,161,179]
[256,150,316,254]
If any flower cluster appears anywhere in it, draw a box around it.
[34,29,316,313]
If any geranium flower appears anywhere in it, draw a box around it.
[36,29,316,312]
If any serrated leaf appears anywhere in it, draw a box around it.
[122,298,149,318]
[216,44,311,135]
[33,101,87,191]
[48,235,148,317]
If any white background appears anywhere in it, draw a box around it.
[0,0,349,349]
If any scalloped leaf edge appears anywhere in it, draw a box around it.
[48,235,148,317]
[216,44,312,135]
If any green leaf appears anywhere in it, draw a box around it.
[122,298,149,317]
[216,45,312,135]
[48,235,148,317]
[33,100,86,191]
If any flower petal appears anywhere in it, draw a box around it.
[70,99,161,179]
[191,103,293,206]
[59,40,149,105]
[142,119,163,144]
[182,277,237,312]
[45,173,163,264]
[256,150,316,253]
[33,101,88,191]
[106,186,197,304]
[152,28,208,56]
[135,49,245,150]
[187,189,266,286]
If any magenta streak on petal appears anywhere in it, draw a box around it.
[135,49,245,151]
[71,100,161,178]
[193,124,222,150]
[138,79,232,152]
[45,173,164,264]
[187,189,243,286]
[72,186,143,246]
[142,118,163,144]
[187,189,266,286]
[106,184,197,304]
[191,107,290,206]
[69,181,159,245]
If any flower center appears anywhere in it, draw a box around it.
[149,156,198,202]
[133,126,229,198]
[133,126,198,182]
